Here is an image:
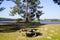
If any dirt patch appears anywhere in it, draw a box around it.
[26,32,42,37]
[19,28,42,37]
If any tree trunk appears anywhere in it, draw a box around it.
[38,17,40,22]
[25,14,29,23]
[25,0,29,23]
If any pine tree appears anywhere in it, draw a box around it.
[0,0,44,24]
[53,0,60,5]
[0,7,5,11]
[8,0,43,22]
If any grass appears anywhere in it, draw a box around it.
[0,24,60,40]
[0,32,19,40]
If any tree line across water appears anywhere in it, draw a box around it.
[0,18,60,22]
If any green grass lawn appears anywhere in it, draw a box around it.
[0,24,60,40]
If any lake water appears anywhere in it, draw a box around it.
[0,21,60,24]
[40,22,60,24]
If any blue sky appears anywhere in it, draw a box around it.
[0,0,60,19]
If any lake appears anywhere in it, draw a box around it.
[40,22,60,24]
[0,21,60,24]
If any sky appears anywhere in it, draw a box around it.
[0,0,60,19]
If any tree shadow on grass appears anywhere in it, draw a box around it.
[26,22,46,28]
[18,22,44,37]
[0,25,20,33]
[0,22,46,33]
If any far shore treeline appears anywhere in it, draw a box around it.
[0,18,60,22]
